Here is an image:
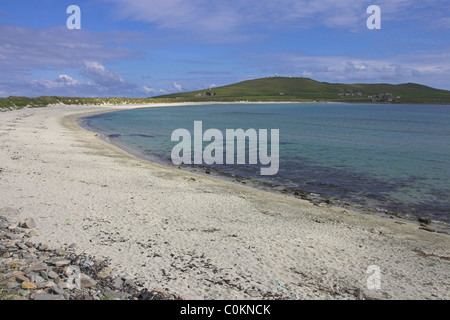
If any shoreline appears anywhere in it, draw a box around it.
[0,104,449,299]
[77,103,450,232]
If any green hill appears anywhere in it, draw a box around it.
[2,77,450,111]
[153,77,450,104]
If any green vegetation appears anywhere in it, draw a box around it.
[0,96,174,111]
[2,77,450,111]
[154,77,450,104]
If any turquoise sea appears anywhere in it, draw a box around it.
[81,103,450,224]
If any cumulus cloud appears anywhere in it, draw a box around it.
[142,85,157,94]
[81,61,135,90]
[172,81,182,91]
[0,25,145,96]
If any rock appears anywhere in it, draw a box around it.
[57,281,70,290]
[245,289,260,297]
[39,270,48,280]
[47,270,58,279]
[15,274,30,283]
[5,270,25,278]
[418,217,431,225]
[419,227,436,233]
[103,289,130,300]
[22,218,36,229]
[80,274,96,288]
[35,275,46,284]
[16,243,28,250]
[51,285,65,295]
[18,289,31,296]
[7,281,20,289]
[28,230,38,237]
[97,267,112,279]
[54,260,71,267]
[113,277,124,290]
[153,288,168,295]
[22,281,37,290]
[28,262,48,272]
[180,294,198,300]
[34,293,65,300]
[10,260,24,268]
[6,233,19,240]
[83,260,94,268]
[3,252,11,258]
[56,250,69,256]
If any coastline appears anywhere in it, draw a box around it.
[78,103,450,231]
[0,104,449,299]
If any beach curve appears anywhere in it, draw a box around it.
[0,104,448,300]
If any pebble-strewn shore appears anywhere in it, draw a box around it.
[0,215,182,300]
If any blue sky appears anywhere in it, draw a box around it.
[0,0,449,97]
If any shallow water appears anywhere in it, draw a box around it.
[81,103,450,224]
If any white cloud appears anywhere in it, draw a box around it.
[142,85,155,93]
[30,75,82,90]
[172,81,182,91]
[55,75,80,86]
[81,61,135,90]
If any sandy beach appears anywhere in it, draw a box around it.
[0,104,449,300]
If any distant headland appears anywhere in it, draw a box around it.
[2,77,450,110]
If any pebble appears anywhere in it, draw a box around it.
[22,218,36,229]
[1,215,181,301]
[14,275,30,282]
[180,294,198,300]
[18,289,31,296]
[16,243,28,250]
[245,289,260,297]
[28,230,38,237]
[28,262,48,272]
[34,293,65,301]
[97,267,112,279]
[51,285,65,295]
[80,274,97,288]
[22,281,37,290]
[418,217,431,225]
[27,247,36,254]
[54,260,71,267]
[6,233,19,240]
[113,277,124,290]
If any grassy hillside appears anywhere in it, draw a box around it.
[153,77,450,104]
[2,77,450,111]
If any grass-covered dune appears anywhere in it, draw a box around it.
[0,96,174,111]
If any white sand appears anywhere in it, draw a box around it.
[0,104,449,300]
